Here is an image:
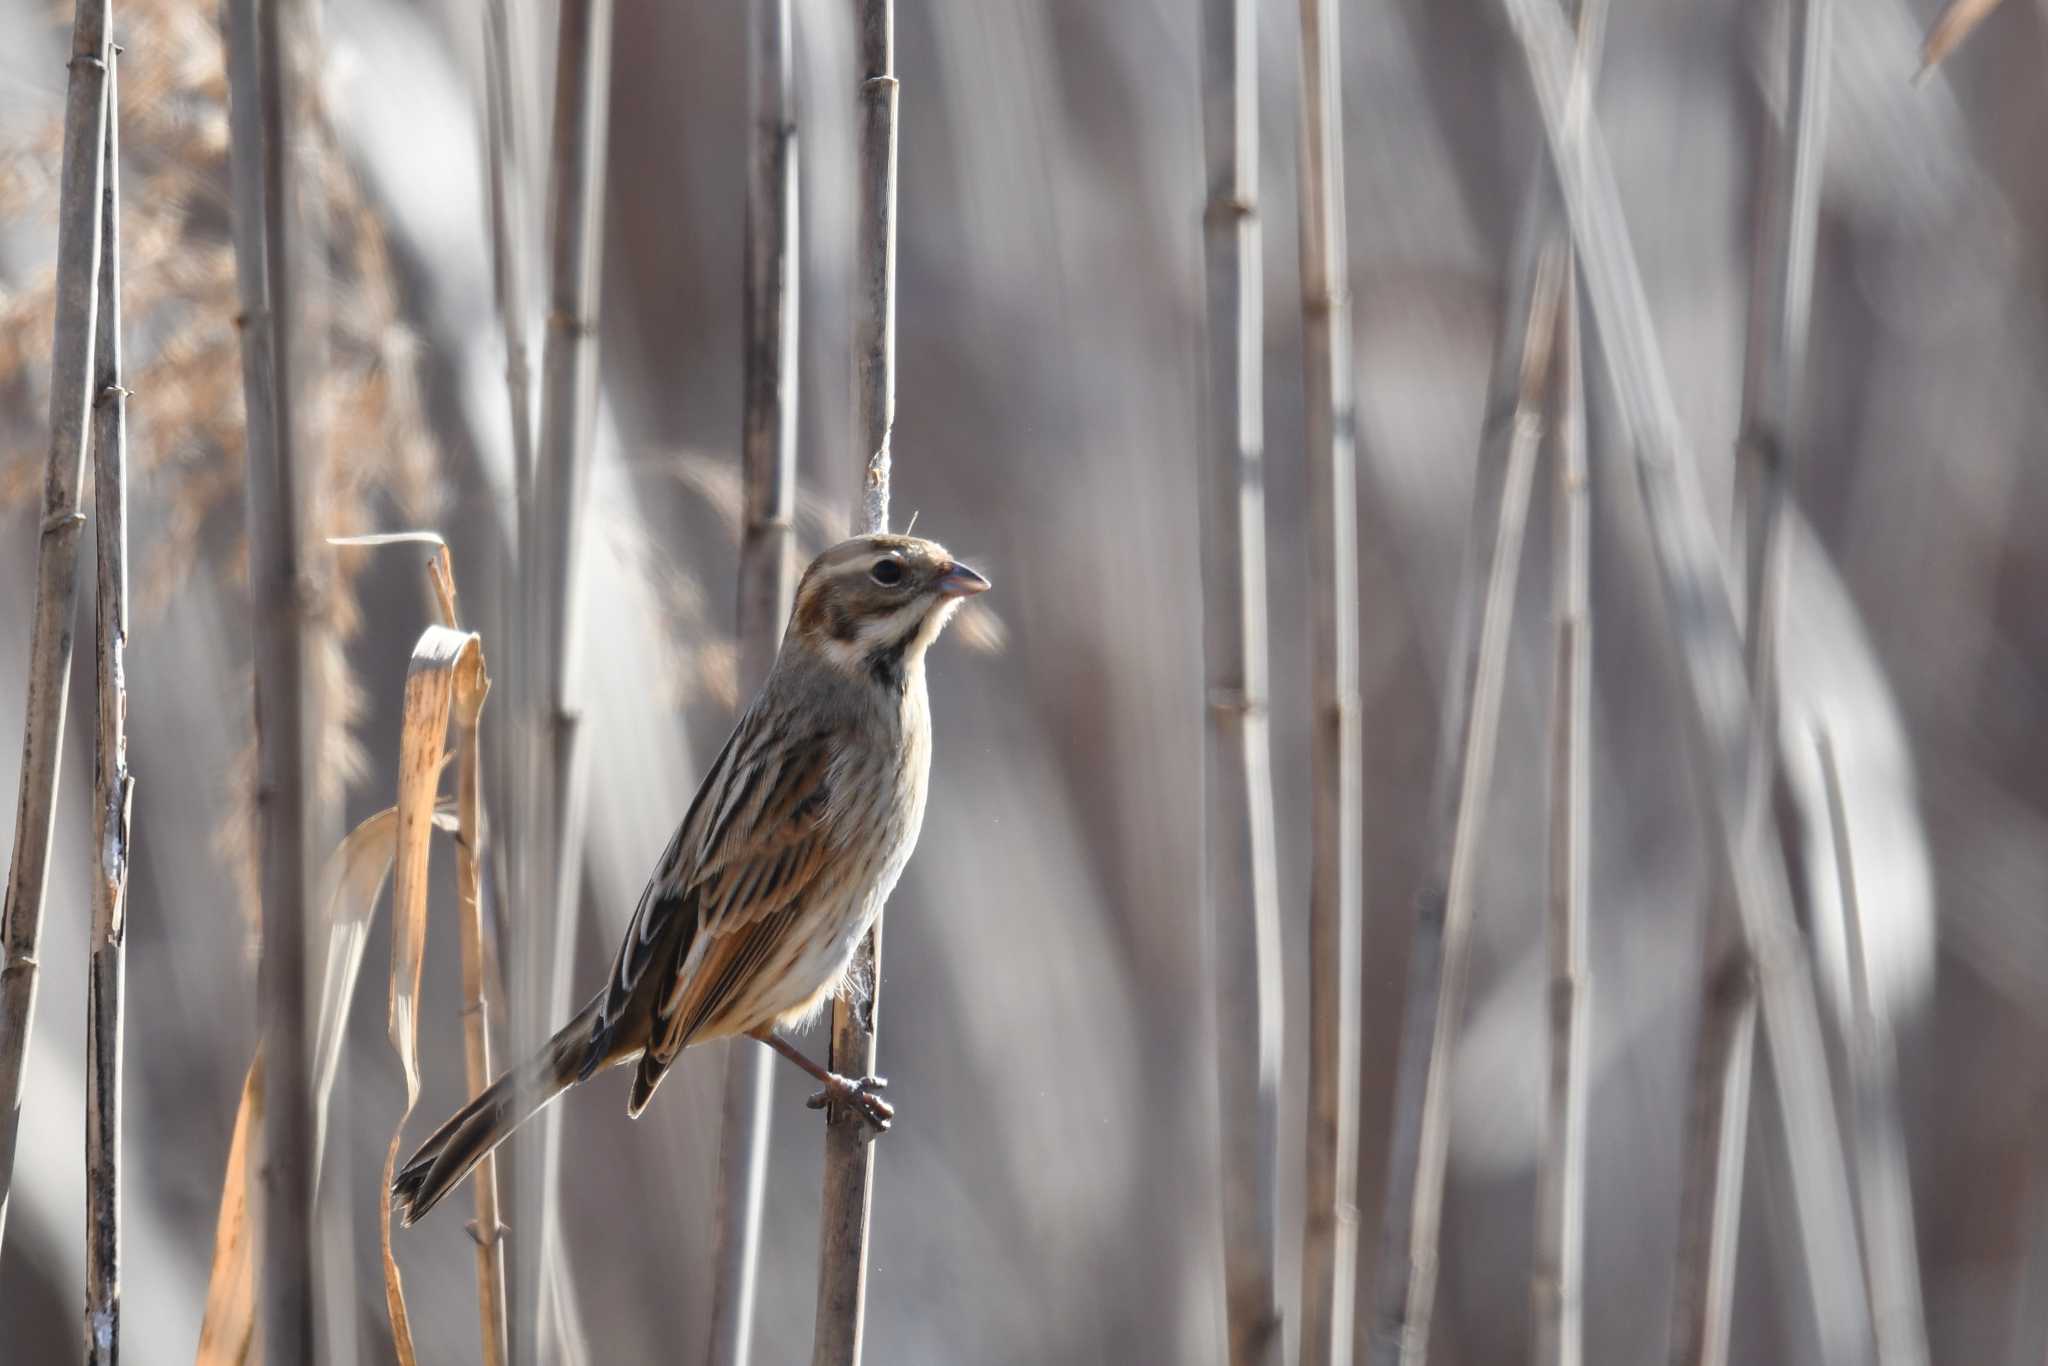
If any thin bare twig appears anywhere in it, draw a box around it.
[1815,730,1931,1366]
[1499,2,1873,1362]
[0,0,110,1256]
[1294,0,1363,1360]
[519,3,613,1361]
[1531,263,1592,1366]
[1199,0,1285,1360]
[84,49,131,1366]
[710,3,798,1362]
[816,5,895,1361]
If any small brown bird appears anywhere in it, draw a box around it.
[392,533,989,1224]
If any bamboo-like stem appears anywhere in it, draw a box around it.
[1199,0,1284,1360]
[84,52,131,1366]
[455,654,508,1364]
[1294,0,1362,1360]
[480,0,535,1016]
[1815,731,1931,1366]
[1500,2,1872,1362]
[1670,1,1832,1359]
[815,6,894,1362]
[1530,265,1591,1366]
[710,2,799,1362]
[223,0,320,1355]
[519,3,612,1361]
[1368,240,1563,1366]
[0,0,110,1257]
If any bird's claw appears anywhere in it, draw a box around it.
[807,1072,894,1132]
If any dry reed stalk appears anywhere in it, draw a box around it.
[1669,1,1832,1359]
[453,596,509,1365]
[816,5,896,1362]
[1368,240,1564,1366]
[1293,0,1362,1360]
[1531,267,1591,1366]
[1199,0,1285,1360]
[1499,1,1873,1361]
[710,1,799,1361]
[85,50,132,1366]
[1815,731,1931,1366]
[521,3,613,1360]
[223,0,322,1353]
[0,0,110,1255]
[480,0,536,1036]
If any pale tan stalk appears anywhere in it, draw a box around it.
[0,0,110,1256]
[1669,1,1834,1360]
[816,5,896,1362]
[1500,1,1872,1360]
[223,0,320,1354]
[1294,0,1362,1360]
[84,50,131,1366]
[519,3,613,1360]
[81,53,125,1337]
[456,655,507,1364]
[1531,267,1591,1366]
[1198,0,1284,1360]
[1368,241,1563,1366]
[1815,731,1930,1366]
[711,1,799,1361]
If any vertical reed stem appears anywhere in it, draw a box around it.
[1500,2,1871,1360]
[1294,0,1362,1359]
[224,0,320,1353]
[1671,1,1832,1359]
[815,6,893,1362]
[1369,241,1563,1366]
[1200,0,1284,1360]
[1530,266,1591,1366]
[455,659,508,1366]
[84,49,131,1366]
[0,0,110,1257]
[710,3,799,1363]
[1815,731,1931,1366]
[520,3,612,1360]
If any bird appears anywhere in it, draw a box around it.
[391,533,989,1225]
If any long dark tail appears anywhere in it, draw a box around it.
[391,995,606,1225]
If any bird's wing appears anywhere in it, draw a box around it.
[592,700,847,1074]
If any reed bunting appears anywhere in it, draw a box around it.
[392,533,989,1224]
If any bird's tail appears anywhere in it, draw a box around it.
[391,994,605,1225]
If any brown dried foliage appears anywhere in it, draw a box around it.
[0,0,441,929]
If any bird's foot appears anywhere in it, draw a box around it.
[807,1071,894,1133]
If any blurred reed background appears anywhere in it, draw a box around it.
[1,0,2045,1362]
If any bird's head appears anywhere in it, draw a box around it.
[789,533,991,685]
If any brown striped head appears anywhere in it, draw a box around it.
[788,534,990,687]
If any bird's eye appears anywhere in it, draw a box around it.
[870,558,905,587]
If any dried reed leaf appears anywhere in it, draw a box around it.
[379,623,486,1366]
[309,797,458,1189]
[193,793,456,1365]
[194,1050,263,1366]
[1921,0,2006,73]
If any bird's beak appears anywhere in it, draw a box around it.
[935,561,991,598]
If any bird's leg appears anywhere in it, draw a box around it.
[748,1028,894,1132]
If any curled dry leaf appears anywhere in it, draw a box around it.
[379,624,487,1366]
